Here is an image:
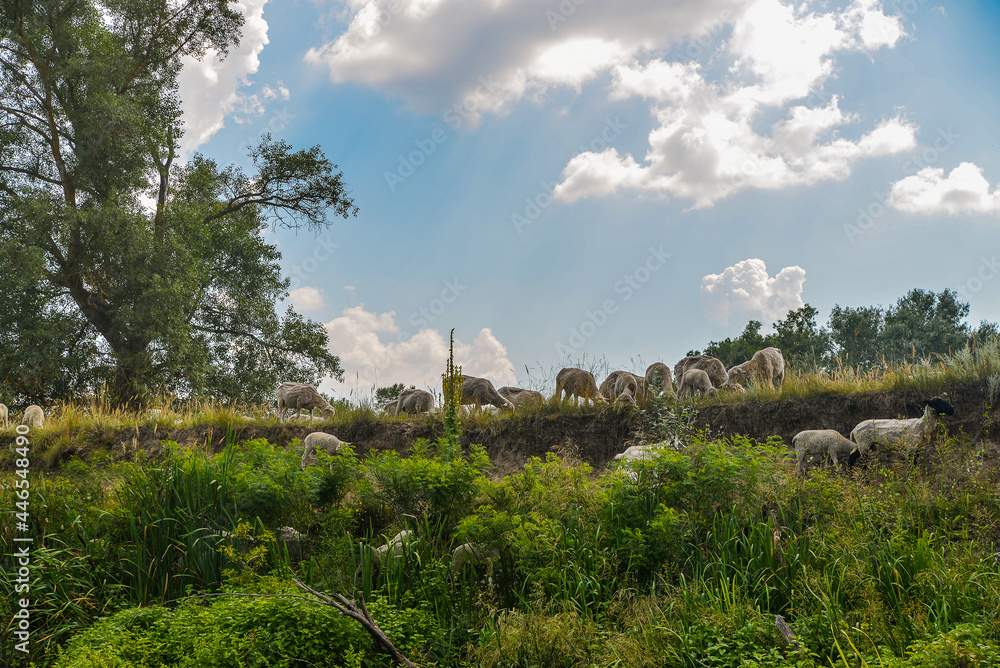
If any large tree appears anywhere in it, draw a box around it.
[828,304,885,370]
[0,0,356,405]
[879,288,970,362]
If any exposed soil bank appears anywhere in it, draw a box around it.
[692,382,992,447]
[5,382,995,477]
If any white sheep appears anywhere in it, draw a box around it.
[0,403,8,429]
[792,430,859,475]
[554,368,606,406]
[276,382,335,422]
[599,371,646,403]
[727,347,786,389]
[850,397,955,460]
[22,405,44,429]
[381,399,399,414]
[497,386,545,409]
[673,355,729,390]
[451,542,499,577]
[613,444,660,462]
[394,388,435,415]
[300,432,351,468]
[444,375,515,411]
[615,379,637,404]
[676,369,716,399]
[373,530,417,567]
[644,362,674,398]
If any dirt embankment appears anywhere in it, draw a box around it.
[134,412,637,479]
[693,382,994,447]
[7,382,996,476]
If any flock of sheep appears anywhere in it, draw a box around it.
[3,346,955,477]
[280,345,957,473]
[0,403,44,430]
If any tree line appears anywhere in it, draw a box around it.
[690,288,998,372]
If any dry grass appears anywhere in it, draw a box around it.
[5,340,999,446]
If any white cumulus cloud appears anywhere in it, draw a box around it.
[305,0,750,120]
[177,0,274,154]
[556,0,913,208]
[288,286,326,310]
[324,305,517,395]
[700,259,806,327]
[888,162,1000,216]
[308,0,911,206]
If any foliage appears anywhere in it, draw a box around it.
[6,385,1000,666]
[700,305,831,370]
[52,578,442,668]
[374,383,408,405]
[0,1,355,406]
[698,289,982,375]
[361,437,489,534]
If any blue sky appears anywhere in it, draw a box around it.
[177,0,1000,399]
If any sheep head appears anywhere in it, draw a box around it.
[923,397,955,416]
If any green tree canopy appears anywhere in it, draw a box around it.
[0,0,356,406]
[879,288,970,362]
[828,304,885,370]
[375,383,408,405]
[770,304,832,368]
[697,289,986,377]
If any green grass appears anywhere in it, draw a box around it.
[5,414,1000,666]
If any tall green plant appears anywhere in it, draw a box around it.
[112,438,237,603]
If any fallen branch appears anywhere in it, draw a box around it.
[293,578,420,668]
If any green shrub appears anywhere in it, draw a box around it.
[361,437,489,532]
[54,578,441,668]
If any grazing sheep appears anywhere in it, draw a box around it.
[444,375,515,410]
[276,382,335,422]
[644,362,674,398]
[676,369,717,398]
[599,371,646,403]
[458,404,500,416]
[792,430,859,475]
[373,530,417,566]
[498,386,545,409]
[0,403,7,429]
[22,405,44,429]
[613,444,658,462]
[553,368,606,405]
[613,373,641,404]
[394,388,435,416]
[451,542,499,577]
[850,397,955,460]
[300,432,351,468]
[673,355,729,390]
[728,347,786,389]
[381,399,399,414]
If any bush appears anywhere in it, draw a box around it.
[54,578,442,668]
[361,437,489,533]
